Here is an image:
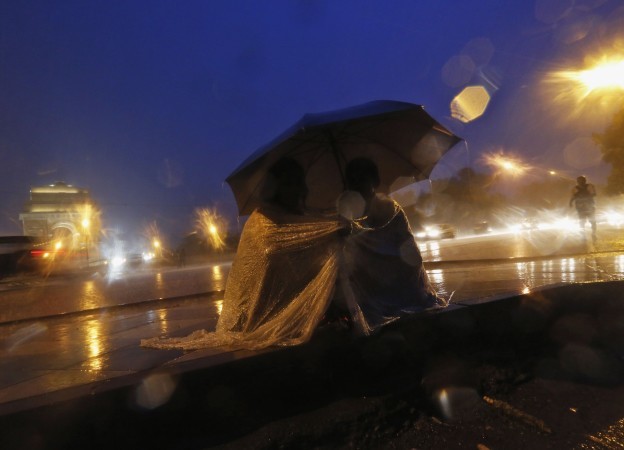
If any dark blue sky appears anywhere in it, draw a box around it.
[1,0,622,241]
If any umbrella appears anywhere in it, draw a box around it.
[226,100,463,216]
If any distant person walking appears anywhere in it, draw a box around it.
[569,175,597,243]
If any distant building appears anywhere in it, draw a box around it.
[19,182,100,251]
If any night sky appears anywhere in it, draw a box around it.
[1,0,623,242]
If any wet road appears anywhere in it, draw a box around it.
[418,227,604,262]
[0,227,623,324]
[0,227,623,425]
[0,262,231,324]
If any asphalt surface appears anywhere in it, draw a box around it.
[0,228,623,448]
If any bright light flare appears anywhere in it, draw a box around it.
[508,224,523,234]
[426,227,441,238]
[553,58,624,97]
[111,255,126,268]
[544,56,624,121]
[531,217,577,232]
[483,152,530,177]
[195,207,228,250]
[602,210,624,227]
[450,85,491,123]
[143,222,164,257]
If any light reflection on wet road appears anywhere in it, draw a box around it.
[2,228,624,324]
[0,262,231,324]
[0,230,623,413]
[426,254,624,302]
[0,229,623,446]
[1,253,623,324]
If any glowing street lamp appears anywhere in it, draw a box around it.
[194,207,227,250]
[483,151,571,182]
[547,56,624,106]
[153,239,162,258]
[81,218,90,263]
[483,152,529,178]
[560,58,624,97]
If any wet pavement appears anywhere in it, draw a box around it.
[1,247,623,416]
[0,227,624,448]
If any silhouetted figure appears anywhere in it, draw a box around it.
[142,157,344,350]
[141,157,444,350]
[215,157,341,344]
[334,157,445,334]
[263,156,308,215]
[570,175,597,243]
[177,247,186,267]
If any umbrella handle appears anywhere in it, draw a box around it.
[327,131,347,191]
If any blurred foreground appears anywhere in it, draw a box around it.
[1,280,623,449]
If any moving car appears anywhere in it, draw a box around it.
[415,224,456,240]
[473,221,492,234]
[0,235,38,275]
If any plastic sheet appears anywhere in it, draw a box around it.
[142,197,444,351]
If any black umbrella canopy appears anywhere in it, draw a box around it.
[226,100,463,216]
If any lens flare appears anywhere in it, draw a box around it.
[195,207,228,250]
[542,53,624,125]
[483,151,531,177]
[450,85,491,123]
[551,58,624,97]
[143,222,165,258]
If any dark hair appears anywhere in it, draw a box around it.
[268,157,305,181]
[263,157,308,212]
[345,157,380,189]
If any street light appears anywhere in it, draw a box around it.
[483,151,572,181]
[483,152,529,177]
[153,239,161,258]
[82,218,90,264]
[546,56,624,110]
[560,58,624,97]
[194,207,227,250]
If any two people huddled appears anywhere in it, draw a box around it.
[143,156,446,350]
[218,156,444,344]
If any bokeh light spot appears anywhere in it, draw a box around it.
[535,0,574,24]
[337,190,366,220]
[451,85,490,123]
[441,55,475,87]
[461,37,495,66]
[134,372,177,410]
[554,12,595,44]
[482,151,530,177]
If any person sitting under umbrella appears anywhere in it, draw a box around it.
[142,157,343,350]
[142,157,444,350]
[333,157,446,334]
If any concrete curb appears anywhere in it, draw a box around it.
[1,279,623,448]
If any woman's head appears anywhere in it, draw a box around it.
[266,157,308,213]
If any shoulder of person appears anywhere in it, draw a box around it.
[370,194,402,221]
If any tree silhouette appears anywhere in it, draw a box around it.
[512,177,571,211]
[593,104,624,195]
